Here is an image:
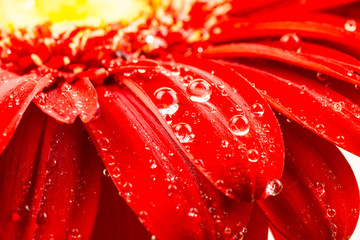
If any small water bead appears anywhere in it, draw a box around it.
[251,103,264,117]
[333,102,344,112]
[345,19,357,32]
[315,124,326,134]
[221,140,229,148]
[68,229,83,240]
[154,87,179,116]
[317,72,328,81]
[247,149,259,162]
[336,135,345,144]
[98,138,110,151]
[315,182,326,198]
[139,211,148,222]
[280,33,301,51]
[187,79,212,103]
[167,183,178,197]
[229,115,250,136]
[172,123,195,143]
[327,208,336,218]
[265,179,283,197]
[188,208,199,218]
[182,75,193,85]
[122,182,133,197]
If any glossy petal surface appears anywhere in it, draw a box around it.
[0,70,51,153]
[33,78,98,124]
[0,105,103,240]
[226,62,360,156]
[86,85,253,239]
[258,118,359,239]
[114,58,284,200]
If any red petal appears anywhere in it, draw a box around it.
[33,78,98,124]
[114,58,284,200]
[0,70,51,153]
[90,176,151,240]
[85,85,253,239]
[0,105,103,239]
[258,118,360,239]
[226,62,360,157]
[244,203,268,240]
[203,43,360,85]
[209,16,360,57]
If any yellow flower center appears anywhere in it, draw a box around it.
[0,0,154,28]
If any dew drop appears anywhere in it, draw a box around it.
[188,208,199,218]
[315,182,326,198]
[315,124,326,134]
[251,103,264,117]
[98,138,110,151]
[345,19,357,32]
[186,79,212,103]
[221,140,229,148]
[280,33,301,50]
[154,87,179,117]
[265,179,283,197]
[67,229,83,240]
[139,210,148,222]
[317,72,328,81]
[335,135,345,144]
[327,208,336,218]
[167,184,178,197]
[182,75,193,85]
[122,182,133,197]
[229,115,250,136]
[247,149,259,162]
[333,102,344,112]
[172,123,195,143]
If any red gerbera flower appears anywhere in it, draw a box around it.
[0,0,360,239]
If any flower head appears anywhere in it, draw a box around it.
[0,0,359,239]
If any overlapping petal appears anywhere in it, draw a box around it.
[0,104,103,240]
[112,58,284,201]
[86,85,253,239]
[258,118,359,239]
[33,78,98,124]
[0,70,51,153]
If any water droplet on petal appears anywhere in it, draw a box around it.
[188,208,199,218]
[229,115,250,136]
[221,140,229,148]
[315,124,326,134]
[317,72,328,81]
[187,79,212,102]
[154,87,179,117]
[345,19,357,32]
[327,208,336,218]
[315,182,326,198]
[247,149,259,162]
[122,182,133,197]
[336,135,345,144]
[251,103,264,117]
[280,33,301,50]
[68,229,83,240]
[265,179,283,197]
[172,123,195,143]
[98,138,110,151]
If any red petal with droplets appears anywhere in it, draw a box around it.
[113,58,284,200]
[91,176,151,240]
[33,78,98,124]
[0,105,103,240]
[225,61,360,157]
[209,16,360,57]
[258,119,360,239]
[244,203,268,240]
[86,85,253,239]
[0,70,51,153]
[203,43,360,85]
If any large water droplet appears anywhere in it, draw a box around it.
[280,33,301,51]
[187,79,212,103]
[172,123,195,143]
[345,19,357,32]
[154,87,179,117]
[229,115,250,136]
[265,179,283,197]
